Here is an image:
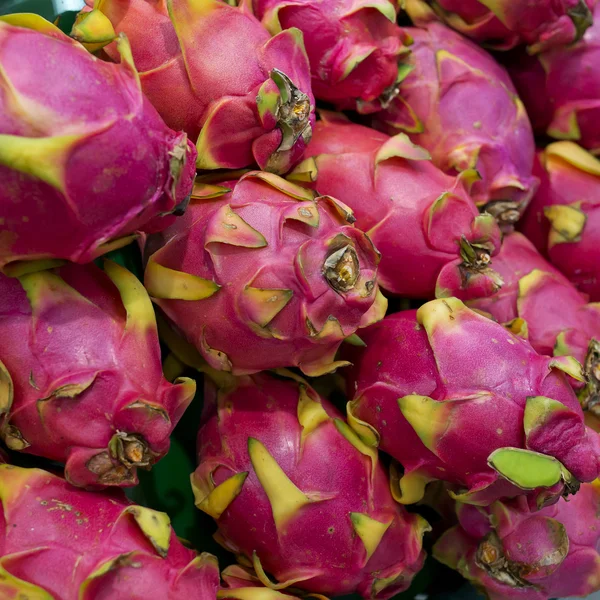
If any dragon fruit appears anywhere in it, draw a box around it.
[289,113,503,300]
[244,0,410,114]
[434,482,600,600]
[0,464,220,599]
[343,298,600,508]
[506,2,600,155]
[192,370,429,599]
[371,23,538,228]
[144,171,385,377]
[404,0,595,53]
[520,142,600,301]
[0,261,195,488]
[77,0,314,174]
[0,15,197,277]
[466,232,600,432]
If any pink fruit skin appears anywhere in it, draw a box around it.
[518,153,559,252]
[406,0,595,53]
[86,0,314,173]
[468,232,600,362]
[0,465,219,599]
[343,300,600,506]
[295,115,503,299]
[193,372,428,599]
[0,262,195,488]
[372,23,538,225]
[248,0,406,111]
[506,2,600,155]
[0,19,197,274]
[144,171,383,377]
[519,145,600,301]
[434,483,600,600]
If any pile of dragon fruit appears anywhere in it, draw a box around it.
[2,0,600,598]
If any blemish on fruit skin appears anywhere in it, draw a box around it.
[497,428,503,435]
[491,338,498,344]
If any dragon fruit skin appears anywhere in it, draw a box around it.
[467,232,600,432]
[466,232,600,356]
[343,298,600,508]
[80,0,314,174]
[0,16,197,277]
[371,23,538,228]
[246,0,408,113]
[434,483,600,600]
[0,261,195,488]
[0,465,219,599]
[144,171,385,377]
[506,3,600,155]
[192,371,429,599]
[404,0,595,53]
[290,114,503,300]
[520,142,600,301]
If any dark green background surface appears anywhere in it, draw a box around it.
[1,0,53,18]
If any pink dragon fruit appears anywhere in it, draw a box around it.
[192,370,429,599]
[434,482,600,600]
[371,23,538,228]
[244,0,410,114]
[144,171,385,377]
[0,464,220,599]
[507,3,600,155]
[404,0,595,53]
[466,232,600,418]
[0,261,195,488]
[506,3,600,155]
[77,0,314,174]
[0,15,197,277]
[289,113,503,300]
[343,298,600,508]
[519,142,600,301]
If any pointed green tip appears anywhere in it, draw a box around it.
[545,204,587,246]
[70,9,116,46]
[488,447,566,490]
[350,512,393,563]
[523,395,571,436]
[375,133,431,165]
[125,505,171,558]
[398,394,447,452]
[248,437,311,532]
[195,472,248,520]
[416,297,467,332]
[104,259,157,333]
